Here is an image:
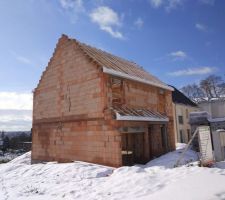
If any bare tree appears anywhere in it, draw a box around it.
[206,75,223,97]
[219,82,225,96]
[181,85,193,98]
[200,75,224,100]
[200,79,213,100]
[181,84,204,102]
[181,74,225,101]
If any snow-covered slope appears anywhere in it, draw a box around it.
[0,145,225,200]
[145,143,198,168]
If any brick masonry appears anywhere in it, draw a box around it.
[32,35,175,167]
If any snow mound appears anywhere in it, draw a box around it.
[92,165,203,200]
[176,143,187,150]
[214,161,225,169]
[1,146,225,200]
[145,145,198,169]
[9,151,31,165]
[0,153,113,200]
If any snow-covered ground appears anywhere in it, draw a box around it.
[0,144,225,200]
[0,152,22,163]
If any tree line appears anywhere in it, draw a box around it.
[181,75,225,102]
[0,131,31,154]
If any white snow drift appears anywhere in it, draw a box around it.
[0,144,225,200]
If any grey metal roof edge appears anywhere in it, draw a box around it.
[116,113,169,122]
[103,66,174,91]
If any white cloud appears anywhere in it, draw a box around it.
[10,51,32,64]
[199,0,215,5]
[0,109,32,131]
[16,56,31,64]
[0,110,32,122]
[166,0,184,11]
[0,92,32,131]
[149,0,215,11]
[59,0,85,23]
[134,17,144,29]
[195,23,207,32]
[90,6,124,39]
[149,0,163,8]
[169,50,187,60]
[149,0,184,11]
[100,26,124,39]
[168,67,217,76]
[59,0,84,11]
[0,92,33,110]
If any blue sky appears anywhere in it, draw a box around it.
[0,0,224,131]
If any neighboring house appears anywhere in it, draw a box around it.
[198,99,225,134]
[170,86,199,144]
[32,35,175,167]
[198,99,225,118]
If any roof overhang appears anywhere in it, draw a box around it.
[116,113,169,122]
[113,106,169,122]
[208,117,225,123]
[103,66,174,91]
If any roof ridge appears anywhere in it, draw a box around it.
[79,40,165,82]
[78,41,144,69]
[36,34,173,91]
[72,38,171,90]
[75,40,162,81]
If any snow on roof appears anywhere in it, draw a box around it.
[189,112,225,123]
[209,117,225,123]
[197,97,225,103]
[189,111,210,116]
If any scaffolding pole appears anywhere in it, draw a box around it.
[175,128,199,167]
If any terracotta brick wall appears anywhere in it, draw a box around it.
[105,76,175,152]
[32,120,122,167]
[123,79,173,116]
[33,36,104,120]
[32,35,175,167]
[32,36,122,167]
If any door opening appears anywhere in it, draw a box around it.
[122,132,145,166]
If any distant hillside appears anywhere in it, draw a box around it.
[4,131,31,139]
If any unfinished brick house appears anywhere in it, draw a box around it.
[32,34,175,167]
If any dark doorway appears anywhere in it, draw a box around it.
[122,132,145,166]
[180,130,184,143]
[148,124,168,159]
[161,124,168,153]
[148,125,154,159]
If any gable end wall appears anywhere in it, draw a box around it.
[32,36,122,167]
